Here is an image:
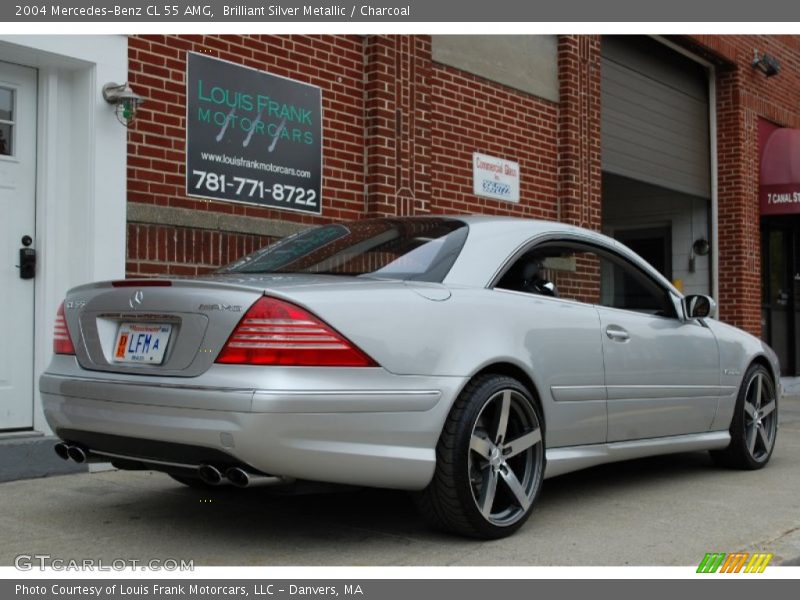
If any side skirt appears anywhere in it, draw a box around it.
[544,430,731,479]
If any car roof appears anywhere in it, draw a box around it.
[440,215,681,297]
[435,214,583,231]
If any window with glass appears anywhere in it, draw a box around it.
[219,218,469,283]
[0,86,14,157]
[496,242,677,318]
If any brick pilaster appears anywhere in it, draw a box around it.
[364,35,431,217]
[557,35,602,231]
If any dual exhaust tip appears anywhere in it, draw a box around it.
[54,442,88,463]
[54,443,256,487]
[198,464,253,488]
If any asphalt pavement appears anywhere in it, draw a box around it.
[2,393,799,567]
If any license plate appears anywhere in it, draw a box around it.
[113,322,172,364]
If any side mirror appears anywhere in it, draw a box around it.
[685,294,716,320]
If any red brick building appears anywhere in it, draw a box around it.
[2,33,800,475]
[122,34,800,376]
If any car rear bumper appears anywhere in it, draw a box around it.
[40,358,464,490]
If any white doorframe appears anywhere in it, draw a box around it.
[0,36,128,434]
[0,61,37,430]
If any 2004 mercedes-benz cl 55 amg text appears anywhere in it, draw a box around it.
[42,217,781,538]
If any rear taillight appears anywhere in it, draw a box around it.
[53,301,76,355]
[216,296,377,367]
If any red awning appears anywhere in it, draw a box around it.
[760,127,800,216]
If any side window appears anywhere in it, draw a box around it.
[598,251,676,317]
[496,242,676,318]
[496,244,602,305]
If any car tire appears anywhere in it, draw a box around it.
[710,363,778,470]
[415,374,545,539]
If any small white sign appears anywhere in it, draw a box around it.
[473,152,520,203]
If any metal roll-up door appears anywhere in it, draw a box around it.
[601,36,710,198]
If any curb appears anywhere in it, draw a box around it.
[0,435,87,483]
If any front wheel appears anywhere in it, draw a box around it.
[711,364,778,470]
[415,374,545,539]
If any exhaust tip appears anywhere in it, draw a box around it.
[198,464,223,485]
[226,467,250,488]
[67,446,87,463]
[54,443,70,461]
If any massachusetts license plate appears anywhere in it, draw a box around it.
[113,322,172,364]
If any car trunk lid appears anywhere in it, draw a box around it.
[66,279,265,377]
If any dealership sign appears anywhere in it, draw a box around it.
[473,153,520,203]
[186,52,322,214]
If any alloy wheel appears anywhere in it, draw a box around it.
[468,388,544,527]
[743,371,778,462]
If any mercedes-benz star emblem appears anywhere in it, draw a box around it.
[129,290,144,309]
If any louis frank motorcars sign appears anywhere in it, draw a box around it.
[473,153,520,203]
[186,52,322,214]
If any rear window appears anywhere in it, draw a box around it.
[218,218,469,283]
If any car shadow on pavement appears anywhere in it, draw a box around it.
[101,449,722,544]
[4,446,790,566]
[542,450,718,498]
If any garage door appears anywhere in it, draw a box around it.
[601,36,710,199]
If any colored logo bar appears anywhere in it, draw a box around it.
[697,552,773,573]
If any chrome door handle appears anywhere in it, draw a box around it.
[605,325,630,341]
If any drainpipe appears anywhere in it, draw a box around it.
[709,68,719,305]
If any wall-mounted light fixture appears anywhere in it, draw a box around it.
[102,82,146,126]
[752,51,781,77]
[689,238,710,273]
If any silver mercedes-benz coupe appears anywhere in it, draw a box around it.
[42,216,781,538]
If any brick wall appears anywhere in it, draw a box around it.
[684,35,800,336]
[126,33,566,276]
[429,62,559,219]
[557,35,602,231]
[126,34,365,276]
[126,223,271,277]
[126,33,800,340]
[364,36,432,217]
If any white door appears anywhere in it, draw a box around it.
[0,61,36,430]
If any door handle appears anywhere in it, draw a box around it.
[605,325,630,342]
[17,247,36,280]
[16,235,35,280]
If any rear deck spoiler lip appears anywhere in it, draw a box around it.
[66,273,422,296]
[67,277,273,295]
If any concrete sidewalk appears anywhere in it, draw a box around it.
[782,376,800,399]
